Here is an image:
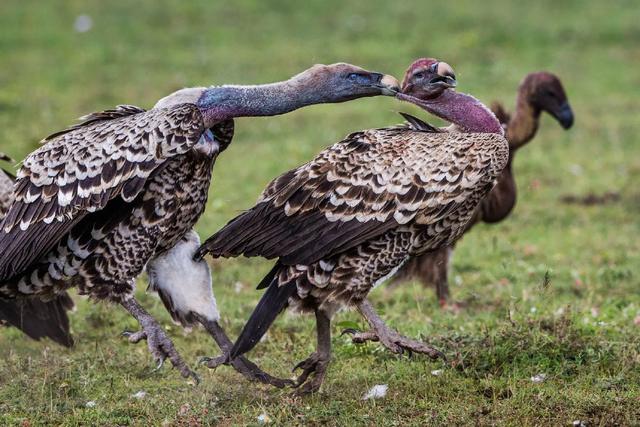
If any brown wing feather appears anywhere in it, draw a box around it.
[0,104,205,280]
[198,128,508,266]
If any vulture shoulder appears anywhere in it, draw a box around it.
[198,127,508,266]
[0,103,206,280]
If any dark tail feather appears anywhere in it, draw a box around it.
[0,293,74,347]
[230,266,296,359]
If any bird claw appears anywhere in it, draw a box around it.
[347,328,445,360]
[340,328,360,336]
[198,354,227,369]
[291,352,330,395]
[153,358,165,372]
[199,353,294,388]
[122,324,197,380]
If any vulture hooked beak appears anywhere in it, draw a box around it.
[429,62,457,89]
[550,102,574,129]
[376,74,401,95]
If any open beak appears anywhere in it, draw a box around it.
[431,61,457,89]
[429,75,457,89]
[551,102,574,129]
[377,74,401,95]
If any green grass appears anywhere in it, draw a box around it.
[1,0,639,425]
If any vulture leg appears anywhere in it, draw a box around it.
[120,297,198,381]
[345,299,445,360]
[430,247,451,307]
[196,315,294,388]
[292,308,332,395]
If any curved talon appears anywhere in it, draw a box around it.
[189,372,201,385]
[153,358,165,372]
[199,354,228,370]
[341,328,360,336]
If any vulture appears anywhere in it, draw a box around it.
[195,58,509,393]
[0,153,74,347]
[393,71,574,305]
[0,64,400,384]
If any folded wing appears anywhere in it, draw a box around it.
[0,104,205,280]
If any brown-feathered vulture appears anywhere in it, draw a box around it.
[393,71,574,305]
[0,64,399,384]
[0,152,75,347]
[195,58,509,394]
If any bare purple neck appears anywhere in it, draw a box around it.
[416,90,503,134]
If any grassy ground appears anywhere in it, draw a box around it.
[1,0,639,425]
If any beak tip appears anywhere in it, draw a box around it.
[380,74,401,94]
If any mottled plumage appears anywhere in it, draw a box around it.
[202,126,507,307]
[0,152,74,347]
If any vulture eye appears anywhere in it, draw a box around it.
[347,73,371,85]
[413,71,425,80]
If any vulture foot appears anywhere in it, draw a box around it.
[199,354,294,389]
[122,326,199,382]
[291,352,331,396]
[120,297,198,382]
[343,328,444,359]
[348,299,446,360]
[195,315,293,388]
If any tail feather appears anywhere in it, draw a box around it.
[0,293,74,347]
[230,266,296,359]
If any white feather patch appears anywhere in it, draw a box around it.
[146,230,219,322]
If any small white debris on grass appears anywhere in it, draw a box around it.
[257,413,272,424]
[234,281,244,294]
[431,369,443,376]
[572,420,587,427]
[74,15,93,33]
[530,373,547,383]
[569,164,583,176]
[131,390,147,400]
[85,401,96,408]
[362,384,388,400]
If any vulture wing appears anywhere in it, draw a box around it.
[0,104,205,280]
[198,128,507,266]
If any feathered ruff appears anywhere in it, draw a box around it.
[230,264,296,359]
[0,293,74,347]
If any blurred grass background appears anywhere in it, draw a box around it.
[0,0,639,425]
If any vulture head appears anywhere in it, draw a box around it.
[291,63,400,103]
[400,58,457,100]
[522,72,573,129]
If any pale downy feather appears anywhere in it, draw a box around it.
[147,230,219,325]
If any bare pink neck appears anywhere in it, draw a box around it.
[422,90,503,134]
